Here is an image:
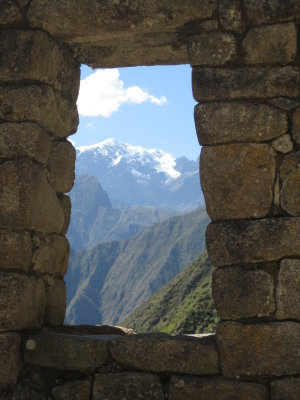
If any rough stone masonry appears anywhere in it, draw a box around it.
[0,0,300,399]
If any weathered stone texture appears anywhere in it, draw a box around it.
[219,0,245,33]
[59,194,71,235]
[169,376,268,400]
[217,322,300,378]
[272,134,293,154]
[0,231,32,271]
[93,373,164,400]
[200,144,275,220]
[48,141,76,193]
[0,85,78,138]
[33,234,70,277]
[188,33,236,66]
[24,331,113,371]
[44,279,66,327]
[195,102,287,145]
[0,272,46,331]
[276,259,300,320]
[292,107,300,145]
[193,67,299,101]
[0,123,51,164]
[243,23,297,64]
[110,333,218,375]
[0,333,21,388]
[271,97,300,111]
[0,0,23,28]
[52,379,91,400]
[0,160,64,233]
[206,218,300,267]
[0,30,80,100]
[213,266,275,320]
[280,153,300,215]
[271,377,300,400]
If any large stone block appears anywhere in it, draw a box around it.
[271,377,300,400]
[0,0,23,28]
[0,30,80,101]
[0,85,78,138]
[200,144,275,220]
[0,160,64,234]
[219,0,245,33]
[192,67,299,101]
[292,107,300,145]
[276,259,300,320]
[59,194,71,236]
[0,333,21,388]
[280,152,300,216]
[0,272,46,331]
[44,279,66,327]
[93,373,164,400]
[243,23,297,64]
[206,218,300,267]
[52,379,91,400]
[217,322,300,378]
[188,33,236,66]
[194,102,287,145]
[48,141,76,193]
[33,234,70,277]
[213,266,275,320]
[0,123,51,164]
[110,333,219,375]
[24,331,113,371]
[169,376,268,400]
[0,231,32,271]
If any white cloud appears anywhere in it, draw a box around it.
[77,69,167,117]
[86,121,96,129]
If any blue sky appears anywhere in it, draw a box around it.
[73,64,200,160]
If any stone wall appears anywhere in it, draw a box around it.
[1,1,300,399]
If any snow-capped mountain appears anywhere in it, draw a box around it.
[75,138,203,210]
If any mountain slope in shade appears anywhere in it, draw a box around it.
[75,138,203,210]
[121,252,219,334]
[65,208,209,325]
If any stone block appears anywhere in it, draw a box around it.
[276,259,300,320]
[0,333,21,388]
[200,144,275,220]
[0,123,51,164]
[195,102,287,145]
[59,194,71,235]
[199,19,219,31]
[0,272,46,331]
[192,67,299,101]
[271,134,293,154]
[213,266,275,320]
[44,279,66,327]
[206,217,300,267]
[280,152,300,216]
[52,379,91,400]
[24,331,113,372]
[0,85,78,138]
[93,373,164,400]
[0,231,32,271]
[271,377,300,400]
[110,333,219,375]
[169,376,268,400]
[219,0,245,33]
[292,107,300,145]
[217,322,300,378]
[0,0,23,28]
[243,23,297,64]
[0,30,80,101]
[188,33,236,66]
[33,234,70,277]
[48,141,76,193]
[0,160,64,234]
[9,386,47,400]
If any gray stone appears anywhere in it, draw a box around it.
[0,123,51,164]
[193,67,299,101]
[188,33,236,66]
[0,333,21,388]
[52,379,91,400]
[195,102,287,145]
[169,376,268,400]
[272,134,293,154]
[0,231,32,272]
[206,218,300,267]
[276,259,300,320]
[243,23,297,64]
[271,97,300,111]
[24,331,113,372]
[280,152,300,216]
[48,141,76,193]
[292,107,300,145]
[110,333,219,375]
[200,144,275,220]
[44,279,66,327]
[217,322,300,378]
[93,373,164,400]
[219,0,245,33]
[213,266,275,320]
[271,377,300,400]
[0,272,46,331]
